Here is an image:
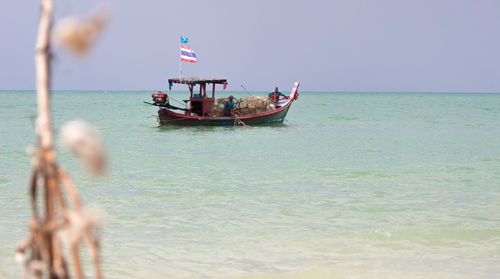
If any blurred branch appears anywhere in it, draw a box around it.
[17,0,105,278]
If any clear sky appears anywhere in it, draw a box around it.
[1,0,500,92]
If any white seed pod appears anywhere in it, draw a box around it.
[15,252,25,265]
[53,9,108,56]
[59,120,107,175]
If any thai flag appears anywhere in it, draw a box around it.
[180,45,197,63]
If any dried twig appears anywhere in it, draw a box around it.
[17,1,105,278]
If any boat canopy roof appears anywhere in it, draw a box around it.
[168,77,227,85]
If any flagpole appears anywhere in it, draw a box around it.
[179,33,182,81]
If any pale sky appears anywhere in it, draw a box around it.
[1,0,500,92]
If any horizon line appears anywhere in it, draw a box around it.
[1,89,500,94]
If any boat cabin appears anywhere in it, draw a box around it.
[168,77,227,117]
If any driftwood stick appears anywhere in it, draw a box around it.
[51,168,68,211]
[52,236,69,279]
[71,245,84,279]
[29,168,40,218]
[35,0,54,150]
[35,0,56,275]
[44,170,59,277]
[83,232,102,279]
[31,227,45,279]
[57,167,83,210]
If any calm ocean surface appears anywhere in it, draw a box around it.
[1,91,499,278]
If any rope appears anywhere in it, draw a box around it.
[233,113,251,128]
[168,96,187,107]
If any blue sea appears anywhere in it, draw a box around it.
[1,91,499,278]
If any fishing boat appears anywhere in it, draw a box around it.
[144,77,300,126]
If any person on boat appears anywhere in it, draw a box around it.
[223,95,235,116]
[268,87,287,103]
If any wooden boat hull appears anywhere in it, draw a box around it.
[158,102,292,126]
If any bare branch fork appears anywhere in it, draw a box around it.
[17,0,104,278]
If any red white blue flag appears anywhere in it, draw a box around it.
[180,45,197,63]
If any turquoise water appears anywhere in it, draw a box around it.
[1,91,499,278]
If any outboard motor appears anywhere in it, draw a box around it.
[152,91,168,105]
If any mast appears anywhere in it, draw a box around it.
[179,33,182,81]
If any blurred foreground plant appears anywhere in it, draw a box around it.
[16,1,107,278]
